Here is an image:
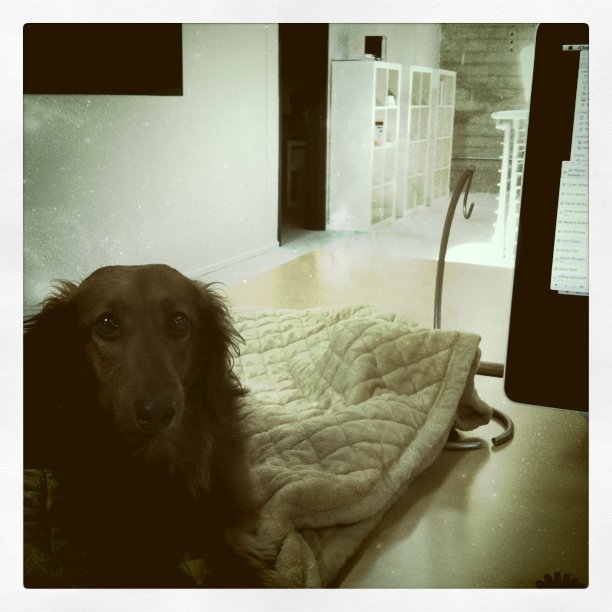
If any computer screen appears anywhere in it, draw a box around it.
[504,23,588,411]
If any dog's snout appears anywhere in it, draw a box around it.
[135,398,177,433]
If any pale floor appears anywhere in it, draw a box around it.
[199,193,514,289]
[219,237,588,588]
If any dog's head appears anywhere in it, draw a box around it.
[24,264,244,453]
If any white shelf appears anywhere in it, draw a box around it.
[328,60,402,231]
[403,66,456,214]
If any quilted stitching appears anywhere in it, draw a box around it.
[232,304,492,586]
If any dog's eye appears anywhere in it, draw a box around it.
[168,312,190,337]
[93,313,121,340]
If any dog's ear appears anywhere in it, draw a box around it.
[24,280,79,349]
[192,281,244,385]
[24,281,79,466]
[25,280,77,329]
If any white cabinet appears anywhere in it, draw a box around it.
[328,60,401,231]
[432,69,456,202]
[403,67,456,214]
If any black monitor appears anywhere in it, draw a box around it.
[504,23,588,411]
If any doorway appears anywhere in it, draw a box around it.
[278,24,329,244]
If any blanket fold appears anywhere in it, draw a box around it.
[232,304,492,586]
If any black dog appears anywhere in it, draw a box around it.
[24,264,277,587]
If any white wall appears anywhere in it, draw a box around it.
[328,24,442,216]
[23,24,279,307]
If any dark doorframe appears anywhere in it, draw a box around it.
[278,24,329,244]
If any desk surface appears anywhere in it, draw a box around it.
[226,250,514,364]
[334,375,588,588]
[224,251,588,588]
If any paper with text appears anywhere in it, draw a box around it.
[551,49,588,295]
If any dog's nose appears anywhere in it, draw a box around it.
[135,399,177,433]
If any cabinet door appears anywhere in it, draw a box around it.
[328,61,401,230]
[431,69,456,201]
[404,67,433,213]
[377,66,400,224]
[328,61,375,231]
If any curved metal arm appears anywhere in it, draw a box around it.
[491,407,514,446]
[434,167,515,450]
[434,167,475,330]
[444,435,483,451]
[444,408,515,450]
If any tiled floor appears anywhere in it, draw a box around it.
[199,192,514,288]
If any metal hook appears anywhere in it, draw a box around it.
[463,201,475,219]
[462,168,475,219]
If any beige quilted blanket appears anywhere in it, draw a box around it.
[232,304,493,587]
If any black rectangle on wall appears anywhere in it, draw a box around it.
[24,23,183,95]
[364,35,386,60]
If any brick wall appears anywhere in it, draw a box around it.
[440,24,537,193]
